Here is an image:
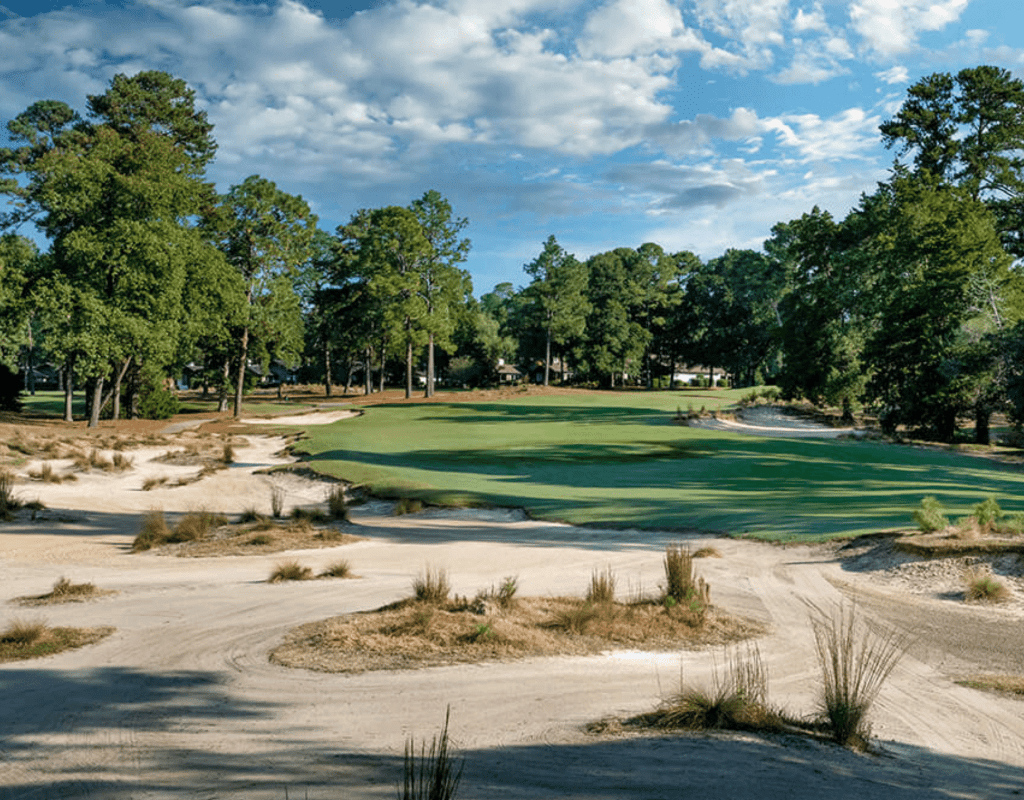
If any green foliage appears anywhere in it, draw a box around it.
[964,567,1009,603]
[0,363,22,412]
[913,496,949,533]
[137,371,179,420]
[973,496,1002,530]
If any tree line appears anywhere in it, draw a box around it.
[3,66,1024,443]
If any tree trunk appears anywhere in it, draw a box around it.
[669,356,677,390]
[88,376,104,428]
[344,354,354,396]
[364,346,372,395]
[709,366,715,389]
[233,325,249,418]
[63,357,74,422]
[544,328,551,387]
[406,339,414,399]
[25,320,35,395]
[378,346,386,393]
[110,358,131,422]
[218,357,230,412]
[425,332,435,398]
[976,406,991,445]
[324,341,333,398]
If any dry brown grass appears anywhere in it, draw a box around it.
[587,566,616,604]
[157,519,362,557]
[693,546,722,558]
[0,619,114,662]
[15,576,112,605]
[269,560,314,583]
[957,674,1024,697]
[964,567,1010,603]
[270,593,764,674]
[320,559,354,579]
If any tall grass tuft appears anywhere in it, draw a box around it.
[268,561,313,583]
[413,567,451,605]
[0,618,47,645]
[964,567,1009,603]
[170,510,229,542]
[270,485,285,518]
[49,577,98,599]
[133,509,171,551]
[320,559,353,579]
[653,643,777,732]
[400,707,463,800]
[587,566,616,604]
[663,544,711,616]
[326,485,349,521]
[222,442,235,465]
[0,471,21,521]
[810,603,911,748]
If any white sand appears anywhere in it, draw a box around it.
[1,424,1023,799]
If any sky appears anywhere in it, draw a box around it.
[2,0,1023,295]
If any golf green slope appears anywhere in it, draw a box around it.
[290,390,1024,541]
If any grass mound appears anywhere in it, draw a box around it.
[269,560,314,583]
[964,567,1010,603]
[0,619,114,662]
[269,555,758,674]
[16,577,108,605]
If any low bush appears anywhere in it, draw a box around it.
[693,546,722,558]
[413,567,451,605]
[268,561,313,583]
[48,577,98,599]
[913,496,949,533]
[247,534,274,546]
[810,603,910,748]
[170,510,229,543]
[138,373,180,420]
[222,442,235,465]
[238,507,267,524]
[291,507,329,524]
[547,602,602,634]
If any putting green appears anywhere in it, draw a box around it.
[288,390,1024,541]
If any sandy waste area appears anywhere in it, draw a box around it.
[0,408,1022,798]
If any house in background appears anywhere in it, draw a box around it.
[497,359,522,384]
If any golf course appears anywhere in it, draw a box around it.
[290,388,1024,540]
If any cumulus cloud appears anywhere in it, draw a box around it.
[875,65,909,84]
[577,0,704,58]
[763,107,882,161]
[850,0,969,55]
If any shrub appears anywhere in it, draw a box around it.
[400,707,463,800]
[111,452,134,472]
[291,507,329,524]
[413,567,451,605]
[327,485,349,521]
[221,442,235,465]
[268,561,313,583]
[662,544,711,616]
[321,559,353,578]
[238,507,266,524]
[142,476,168,491]
[810,603,910,748]
[0,618,46,645]
[138,372,180,420]
[133,510,171,551]
[495,575,518,608]
[587,567,616,604]
[964,567,1009,603]
[913,496,948,533]
[246,534,274,546]
[973,497,1002,532]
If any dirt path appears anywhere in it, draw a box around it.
[1,427,1023,798]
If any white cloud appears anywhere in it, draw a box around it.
[764,107,882,161]
[875,65,909,84]
[578,0,695,58]
[850,0,969,55]
[793,4,828,33]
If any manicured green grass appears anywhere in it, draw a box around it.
[281,389,1024,541]
[20,391,84,418]
[18,390,315,420]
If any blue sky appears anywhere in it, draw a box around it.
[2,0,1022,294]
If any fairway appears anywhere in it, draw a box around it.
[290,390,1024,540]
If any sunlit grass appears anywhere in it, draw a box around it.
[283,390,1024,541]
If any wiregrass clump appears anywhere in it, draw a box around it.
[270,485,285,518]
[663,544,711,616]
[268,561,313,583]
[0,470,21,521]
[133,509,172,551]
[0,618,47,645]
[400,707,463,800]
[170,510,229,542]
[326,485,349,521]
[964,567,1010,603]
[48,577,98,600]
[413,567,451,605]
[651,643,780,732]
[320,559,353,579]
[587,566,616,604]
[810,603,911,748]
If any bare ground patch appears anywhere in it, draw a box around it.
[270,596,765,674]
